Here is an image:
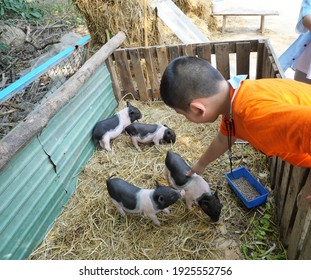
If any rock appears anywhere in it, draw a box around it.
[0,24,26,48]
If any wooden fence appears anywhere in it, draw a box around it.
[106,39,283,101]
[270,157,311,259]
[106,39,311,259]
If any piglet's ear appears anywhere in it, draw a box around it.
[214,189,219,199]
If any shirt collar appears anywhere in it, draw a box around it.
[228,75,248,89]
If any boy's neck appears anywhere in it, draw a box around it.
[218,80,231,116]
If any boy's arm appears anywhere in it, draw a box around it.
[190,131,235,175]
[302,14,311,31]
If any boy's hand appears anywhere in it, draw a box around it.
[185,162,206,176]
[306,195,311,204]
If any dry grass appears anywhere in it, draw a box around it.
[72,0,216,47]
[30,99,277,260]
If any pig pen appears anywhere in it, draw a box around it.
[29,99,284,260]
[28,37,290,260]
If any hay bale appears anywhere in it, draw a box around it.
[30,100,279,260]
[72,0,216,47]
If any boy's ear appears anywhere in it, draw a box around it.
[189,100,207,117]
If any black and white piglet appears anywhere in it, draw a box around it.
[92,101,142,151]
[164,150,222,222]
[106,177,183,226]
[124,123,176,151]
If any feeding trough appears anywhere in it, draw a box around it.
[225,166,269,208]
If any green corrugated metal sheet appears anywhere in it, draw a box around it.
[0,63,118,259]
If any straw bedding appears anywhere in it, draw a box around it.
[30,99,281,260]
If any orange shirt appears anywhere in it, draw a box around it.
[220,78,311,168]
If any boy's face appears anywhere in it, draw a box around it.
[175,108,204,123]
[175,98,219,124]
[175,107,217,124]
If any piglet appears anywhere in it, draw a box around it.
[92,101,142,151]
[124,123,176,151]
[106,177,183,226]
[164,150,222,222]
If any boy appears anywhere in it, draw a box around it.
[160,56,311,201]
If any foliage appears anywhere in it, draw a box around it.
[240,202,287,260]
[0,0,43,20]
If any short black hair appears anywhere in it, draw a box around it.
[160,56,225,111]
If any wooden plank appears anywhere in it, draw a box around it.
[255,41,264,79]
[143,47,160,99]
[196,44,212,63]
[273,158,285,216]
[277,162,292,222]
[261,43,270,78]
[279,166,305,244]
[269,56,278,78]
[269,156,278,189]
[298,208,311,260]
[106,56,122,101]
[265,39,285,78]
[182,44,194,56]
[156,46,169,76]
[211,10,279,16]
[287,170,311,259]
[113,49,137,98]
[168,45,181,62]
[215,43,230,80]
[236,42,250,76]
[128,49,149,101]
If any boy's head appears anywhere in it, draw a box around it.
[160,56,226,113]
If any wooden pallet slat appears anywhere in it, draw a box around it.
[143,47,160,99]
[279,166,305,244]
[128,49,149,101]
[114,49,137,98]
[156,46,169,76]
[269,156,278,189]
[196,44,212,63]
[236,42,251,76]
[261,44,269,78]
[181,44,194,56]
[255,41,264,79]
[106,56,122,101]
[215,43,230,79]
[167,45,181,62]
[272,157,285,216]
[298,209,311,259]
[276,162,292,222]
[287,170,311,259]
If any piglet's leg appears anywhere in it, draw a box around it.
[131,138,142,152]
[185,197,193,210]
[100,135,112,151]
[111,200,126,216]
[146,212,161,226]
[162,208,170,214]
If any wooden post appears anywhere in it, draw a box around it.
[260,15,265,34]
